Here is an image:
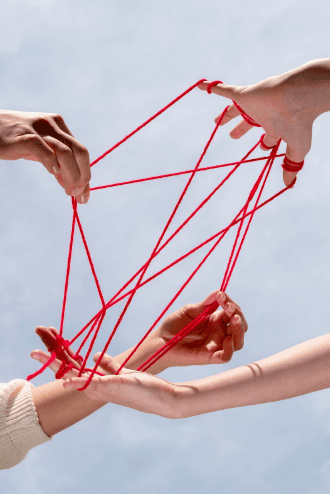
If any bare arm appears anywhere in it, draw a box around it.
[30,290,245,433]
[30,342,160,437]
[178,333,330,417]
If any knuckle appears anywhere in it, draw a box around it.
[75,143,89,157]
[52,113,65,125]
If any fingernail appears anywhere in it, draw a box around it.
[31,354,41,361]
[79,194,87,204]
[219,292,226,302]
[72,187,79,197]
[52,165,60,174]
[234,315,240,323]
[227,303,234,313]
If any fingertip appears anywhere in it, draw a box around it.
[216,291,226,305]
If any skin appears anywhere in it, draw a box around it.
[54,330,330,421]
[30,290,246,436]
[198,58,330,186]
[6,57,330,432]
[0,110,91,204]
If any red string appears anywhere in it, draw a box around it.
[26,79,302,387]
[76,126,266,385]
[282,156,304,172]
[90,153,285,192]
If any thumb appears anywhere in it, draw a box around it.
[93,353,122,375]
[182,290,219,320]
[198,80,242,101]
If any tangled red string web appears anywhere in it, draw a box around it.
[26,79,304,391]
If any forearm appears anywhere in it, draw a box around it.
[178,333,330,418]
[31,338,165,437]
[112,336,167,375]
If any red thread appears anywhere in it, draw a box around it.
[206,81,223,93]
[282,156,304,172]
[26,79,299,389]
[232,101,261,128]
[260,134,278,150]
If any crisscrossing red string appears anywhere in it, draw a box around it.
[26,79,303,390]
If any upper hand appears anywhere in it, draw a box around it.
[198,60,327,186]
[148,290,247,371]
[0,110,91,204]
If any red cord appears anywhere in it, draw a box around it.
[282,155,304,172]
[26,79,301,387]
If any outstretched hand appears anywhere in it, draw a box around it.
[31,334,179,418]
[198,60,330,186]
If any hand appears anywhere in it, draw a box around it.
[199,59,330,186]
[31,326,106,376]
[62,356,181,419]
[144,290,247,372]
[31,341,179,418]
[0,110,91,204]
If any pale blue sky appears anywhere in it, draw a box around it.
[1,1,330,493]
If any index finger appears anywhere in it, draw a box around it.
[56,130,91,197]
[198,80,239,100]
[49,115,91,201]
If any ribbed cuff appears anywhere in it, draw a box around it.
[0,379,52,470]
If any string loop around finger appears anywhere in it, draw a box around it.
[206,80,224,93]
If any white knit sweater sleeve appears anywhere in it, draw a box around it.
[0,379,52,470]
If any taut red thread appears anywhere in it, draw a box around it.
[26,79,299,388]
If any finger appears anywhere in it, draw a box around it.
[43,135,82,196]
[214,104,241,125]
[76,182,91,205]
[260,133,280,151]
[47,116,91,199]
[35,326,57,352]
[55,130,91,198]
[181,289,220,320]
[93,353,123,375]
[198,81,241,101]
[216,292,248,332]
[30,349,80,378]
[50,113,75,137]
[227,314,245,351]
[208,310,229,341]
[282,140,311,187]
[35,326,79,366]
[229,119,254,139]
[10,134,60,176]
[213,335,234,363]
